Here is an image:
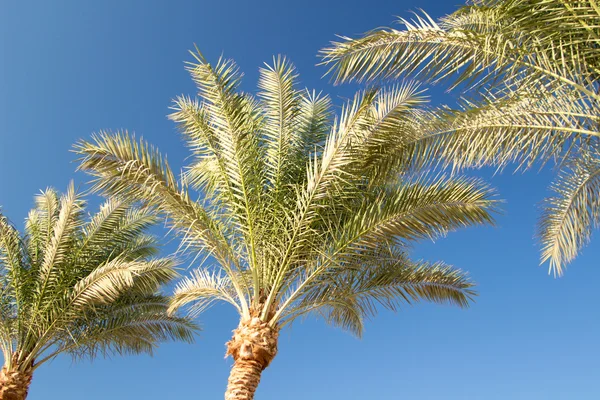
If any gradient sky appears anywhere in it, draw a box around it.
[1,1,599,399]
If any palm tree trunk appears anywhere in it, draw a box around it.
[225,358,264,400]
[0,364,32,400]
[224,317,278,400]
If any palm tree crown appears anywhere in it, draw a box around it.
[0,184,196,399]
[76,51,497,399]
[321,0,600,276]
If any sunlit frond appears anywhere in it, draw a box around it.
[539,149,600,276]
[78,200,159,265]
[74,131,234,269]
[68,257,178,312]
[170,269,241,316]
[258,56,301,189]
[321,0,600,272]
[414,86,599,171]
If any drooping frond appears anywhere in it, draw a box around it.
[321,5,600,99]
[321,12,493,86]
[170,269,241,316]
[62,295,196,362]
[281,247,474,337]
[539,150,600,276]
[268,175,495,322]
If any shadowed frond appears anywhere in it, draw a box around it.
[281,247,474,337]
[61,295,196,362]
[296,90,332,157]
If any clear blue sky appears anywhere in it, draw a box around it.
[1,1,599,399]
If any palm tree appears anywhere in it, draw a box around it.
[75,51,497,400]
[0,184,196,400]
[321,0,600,276]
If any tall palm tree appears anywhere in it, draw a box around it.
[321,0,600,276]
[0,184,196,400]
[75,51,497,400]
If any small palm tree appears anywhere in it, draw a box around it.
[321,0,600,276]
[0,184,196,400]
[76,52,497,399]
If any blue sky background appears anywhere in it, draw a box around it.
[1,1,599,399]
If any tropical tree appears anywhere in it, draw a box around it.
[321,0,600,276]
[75,51,497,400]
[0,184,196,400]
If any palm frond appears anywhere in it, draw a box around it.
[170,269,241,316]
[539,149,600,276]
[416,86,599,171]
[332,175,497,251]
[59,295,197,363]
[258,56,301,189]
[67,257,178,312]
[295,90,332,158]
[282,247,474,337]
[74,132,233,268]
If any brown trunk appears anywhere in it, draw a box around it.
[224,317,279,400]
[0,364,32,400]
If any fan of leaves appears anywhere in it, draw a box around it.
[76,51,497,336]
[0,184,196,374]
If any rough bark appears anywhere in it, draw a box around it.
[0,364,32,400]
[224,317,279,400]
